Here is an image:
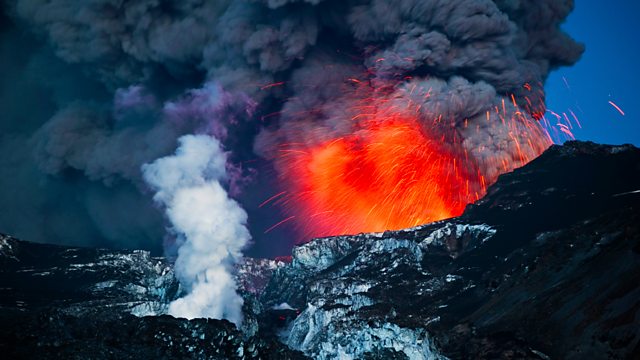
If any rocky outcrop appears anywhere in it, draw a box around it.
[0,235,305,359]
[1,141,639,359]
[260,141,640,359]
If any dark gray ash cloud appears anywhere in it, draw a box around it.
[0,0,582,255]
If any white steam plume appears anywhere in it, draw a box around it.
[142,135,249,325]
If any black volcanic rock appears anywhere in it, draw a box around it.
[260,141,640,359]
[0,237,179,315]
[4,312,288,360]
[0,236,306,359]
[1,141,639,359]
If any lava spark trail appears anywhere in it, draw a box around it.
[273,83,552,240]
[609,101,626,116]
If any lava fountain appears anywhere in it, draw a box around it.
[270,82,553,240]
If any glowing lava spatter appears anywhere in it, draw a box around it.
[270,84,555,240]
[283,115,482,237]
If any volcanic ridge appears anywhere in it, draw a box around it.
[1,140,639,359]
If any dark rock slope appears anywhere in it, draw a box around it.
[1,141,639,359]
[260,141,640,359]
[0,236,305,359]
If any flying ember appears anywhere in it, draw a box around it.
[284,117,480,237]
[270,81,553,240]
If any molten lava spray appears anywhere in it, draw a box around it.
[284,111,479,235]
[272,82,553,239]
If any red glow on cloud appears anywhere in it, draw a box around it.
[281,114,482,238]
[267,82,554,241]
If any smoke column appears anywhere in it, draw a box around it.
[142,135,248,324]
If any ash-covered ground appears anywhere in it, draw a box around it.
[1,141,639,359]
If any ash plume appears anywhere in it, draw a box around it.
[0,0,582,321]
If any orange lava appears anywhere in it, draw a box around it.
[267,79,558,240]
[278,109,485,239]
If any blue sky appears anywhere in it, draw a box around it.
[545,2,640,146]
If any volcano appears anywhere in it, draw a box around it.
[272,81,553,241]
[1,141,639,359]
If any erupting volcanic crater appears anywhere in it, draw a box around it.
[271,83,553,240]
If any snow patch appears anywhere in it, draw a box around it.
[421,223,496,247]
[445,274,461,283]
[0,235,17,261]
[310,279,375,300]
[293,236,359,272]
[369,238,423,262]
[613,189,640,197]
[273,302,296,311]
[287,305,445,360]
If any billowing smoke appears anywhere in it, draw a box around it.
[0,0,583,321]
[143,135,248,325]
